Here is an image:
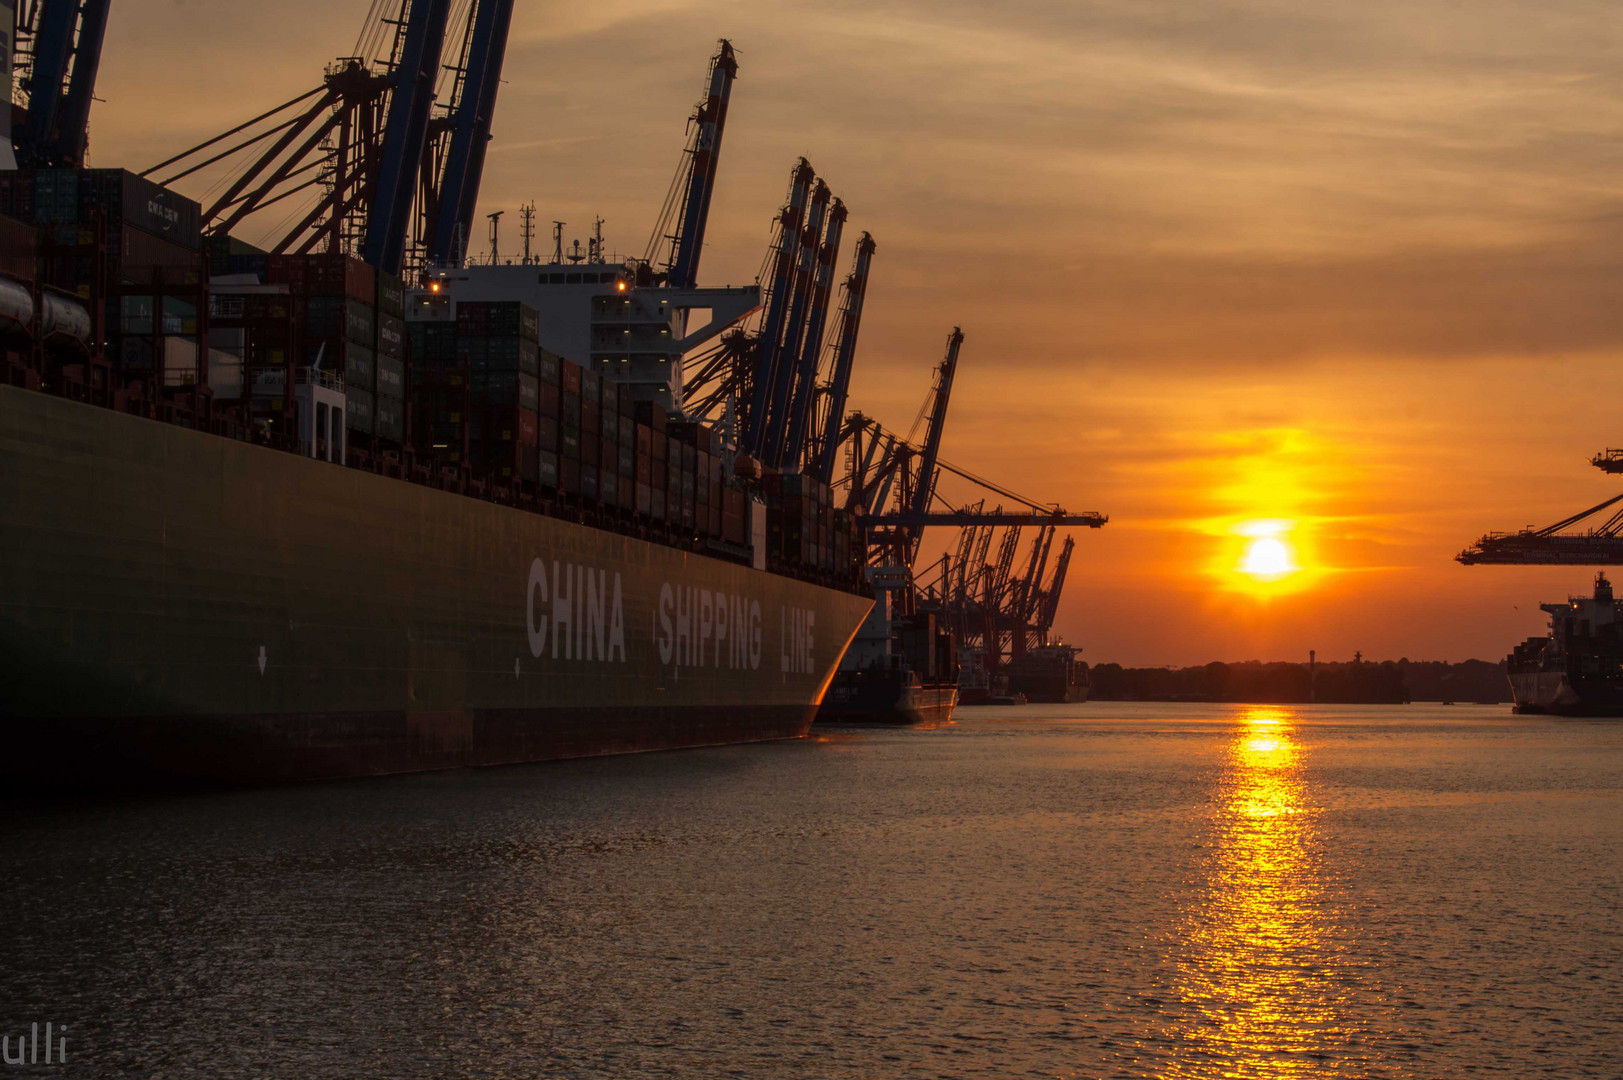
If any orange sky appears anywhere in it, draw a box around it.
[84,0,1623,665]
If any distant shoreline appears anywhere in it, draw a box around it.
[1086,658,1511,705]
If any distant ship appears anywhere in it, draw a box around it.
[1506,572,1623,715]
[1004,643,1090,704]
[816,567,956,725]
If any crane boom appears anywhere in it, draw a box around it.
[14,0,110,168]
[668,40,738,289]
[362,0,453,274]
[816,232,876,485]
[866,511,1107,528]
[782,198,846,472]
[1458,491,1623,565]
[908,327,963,526]
[429,0,515,266]
[744,159,814,457]
[1036,537,1075,632]
[56,0,109,167]
[763,179,830,467]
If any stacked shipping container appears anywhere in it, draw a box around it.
[2,168,207,387]
[762,471,862,578]
[0,169,862,586]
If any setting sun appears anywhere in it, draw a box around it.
[1240,536,1299,579]
[1206,518,1315,596]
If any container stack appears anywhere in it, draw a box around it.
[559,357,582,492]
[669,421,726,541]
[408,317,470,465]
[207,285,296,411]
[536,346,561,487]
[609,380,637,512]
[2,168,206,383]
[277,253,376,439]
[764,472,841,572]
[205,234,270,279]
[635,401,667,521]
[459,300,540,483]
[373,272,407,446]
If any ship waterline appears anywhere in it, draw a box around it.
[0,386,872,787]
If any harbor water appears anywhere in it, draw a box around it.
[2,703,1620,1077]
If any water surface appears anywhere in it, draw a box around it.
[3,704,1620,1077]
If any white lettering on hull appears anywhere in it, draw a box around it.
[657,583,763,671]
[780,607,816,680]
[527,557,626,663]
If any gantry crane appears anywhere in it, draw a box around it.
[9,0,111,169]
[643,40,738,290]
[141,0,514,277]
[812,231,876,485]
[1458,489,1623,564]
[681,156,859,478]
[1458,446,1623,565]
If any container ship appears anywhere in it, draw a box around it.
[0,17,882,788]
[1505,573,1623,716]
[1004,644,1090,704]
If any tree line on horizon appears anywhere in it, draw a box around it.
[1086,658,1509,704]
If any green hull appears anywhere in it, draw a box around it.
[0,387,871,787]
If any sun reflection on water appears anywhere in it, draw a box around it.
[1162,706,1349,1078]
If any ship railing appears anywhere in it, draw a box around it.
[296,366,345,392]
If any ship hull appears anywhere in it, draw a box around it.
[0,387,872,789]
[1007,676,1089,704]
[817,669,957,726]
[1509,670,1623,717]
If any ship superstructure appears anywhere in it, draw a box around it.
[1506,573,1623,715]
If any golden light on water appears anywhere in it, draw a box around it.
[1163,706,1350,1078]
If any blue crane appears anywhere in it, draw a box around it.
[428,0,515,265]
[147,0,511,276]
[363,0,453,274]
[815,232,876,485]
[13,0,111,168]
[781,197,847,472]
[762,178,830,467]
[903,327,963,562]
[743,158,815,459]
[667,40,737,289]
[642,41,739,286]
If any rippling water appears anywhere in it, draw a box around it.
[3,704,1621,1078]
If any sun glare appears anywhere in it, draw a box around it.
[1210,519,1311,596]
[1235,523,1301,581]
[1240,536,1296,577]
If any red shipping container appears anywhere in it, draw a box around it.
[561,361,582,394]
[518,408,538,446]
[537,380,559,418]
[537,414,559,451]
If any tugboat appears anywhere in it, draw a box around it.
[1507,572,1623,715]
